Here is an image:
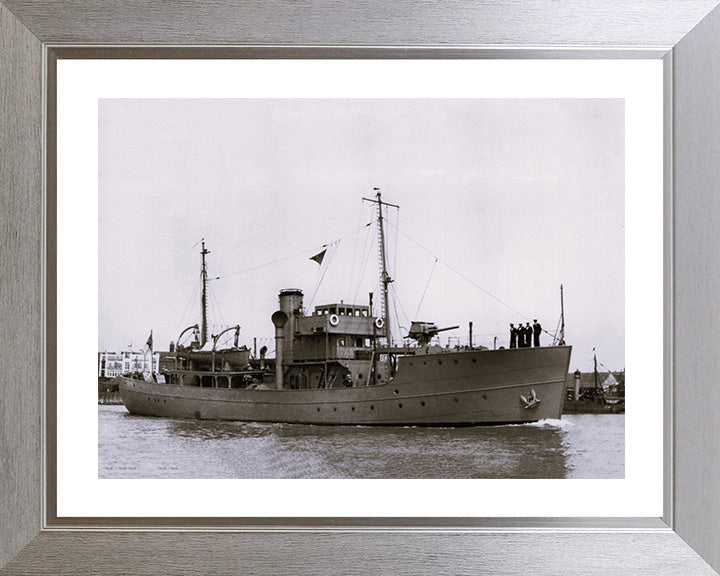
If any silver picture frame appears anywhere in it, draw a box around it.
[2,1,720,574]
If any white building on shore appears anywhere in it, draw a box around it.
[98,348,159,378]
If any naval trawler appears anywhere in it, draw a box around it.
[119,190,571,425]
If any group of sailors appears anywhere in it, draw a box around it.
[510,320,542,348]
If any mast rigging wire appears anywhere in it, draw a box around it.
[347,204,372,298]
[212,223,371,282]
[390,283,410,340]
[208,281,227,330]
[414,258,438,319]
[176,274,202,334]
[385,220,531,322]
[352,223,378,305]
[552,314,562,345]
[393,207,399,284]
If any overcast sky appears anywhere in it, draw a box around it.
[99,98,624,371]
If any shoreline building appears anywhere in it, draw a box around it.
[98,348,160,378]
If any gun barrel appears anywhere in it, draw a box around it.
[434,325,460,334]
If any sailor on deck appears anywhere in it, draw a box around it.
[516,323,525,348]
[533,319,542,347]
[509,324,518,349]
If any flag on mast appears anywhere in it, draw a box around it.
[310,248,327,265]
[146,331,153,353]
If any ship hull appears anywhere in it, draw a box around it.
[119,346,571,426]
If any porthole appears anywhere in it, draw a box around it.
[317,407,321,412]
[370,405,375,410]
[472,358,477,363]
[333,407,337,412]
[351,407,355,411]
[394,389,399,395]
[420,401,426,407]
[409,362,413,366]
[398,403,403,408]
[454,397,459,403]
[438,360,442,365]
[482,394,488,400]
[454,359,458,364]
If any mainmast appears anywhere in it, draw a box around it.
[363,188,399,346]
[200,239,210,347]
[376,188,391,346]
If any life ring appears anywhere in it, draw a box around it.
[374,317,384,329]
[329,314,340,326]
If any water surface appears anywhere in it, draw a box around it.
[98,405,623,479]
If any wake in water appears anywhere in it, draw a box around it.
[505,418,574,429]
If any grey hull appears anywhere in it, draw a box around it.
[119,346,571,426]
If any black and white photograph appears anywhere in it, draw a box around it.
[97,96,625,480]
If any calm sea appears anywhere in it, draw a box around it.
[98,405,623,479]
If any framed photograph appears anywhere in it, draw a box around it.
[2,2,720,574]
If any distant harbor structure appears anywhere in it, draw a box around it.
[98,348,160,378]
[98,347,161,404]
[563,352,625,413]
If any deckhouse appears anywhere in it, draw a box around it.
[277,289,387,387]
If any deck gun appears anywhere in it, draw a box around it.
[406,321,460,346]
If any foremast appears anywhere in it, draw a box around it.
[363,188,399,347]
